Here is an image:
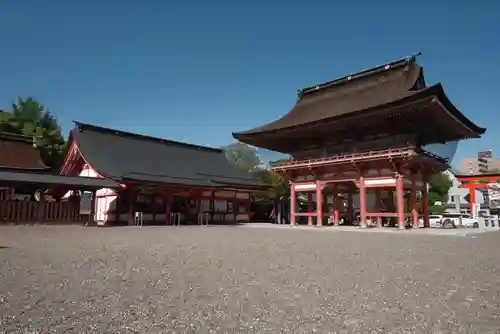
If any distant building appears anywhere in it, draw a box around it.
[458,150,500,174]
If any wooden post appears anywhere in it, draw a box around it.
[316,181,323,226]
[359,175,367,227]
[396,173,405,229]
[87,190,96,227]
[375,189,382,228]
[38,189,45,222]
[422,182,430,228]
[165,193,172,225]
[290,183,296,225]
[333,188,340,227]
[347,192,353,223]
[128,190,136,226]
[411,177,419,228]
[151,194,156,223]
[210,190,215,224]
[307,192,313,226]
[114,193,121,225]
[233,191,237,222]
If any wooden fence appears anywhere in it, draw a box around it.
[0,200,90,224]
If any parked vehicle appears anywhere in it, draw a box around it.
[440,213,479,228]
[418,215,443,228]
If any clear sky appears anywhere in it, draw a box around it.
[0,1,498,165]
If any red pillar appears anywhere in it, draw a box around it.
[347,192,353,223]
[333,188,340,227]
[375,189,382,228]
[469,185,476,206]
[307,192,313,226]
[359,175,367,227]
[396,173,405,229]
[422,182,430,228]
[316,181,323,226]
[329,194,335,225]
[411,177,419,228]
[290,183,296,225]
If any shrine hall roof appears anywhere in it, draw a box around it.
[233,55,486,140]
[70,122,264,189]
[0,132,49,170]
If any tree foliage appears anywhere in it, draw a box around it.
[428,172,452,214]
[0,97,67,169]
[221,142,261,172]
[222,141,289,201]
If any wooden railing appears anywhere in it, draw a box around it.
[271,147,415,171]
[0,200,90,224]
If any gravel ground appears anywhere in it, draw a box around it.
[0,225,499,333]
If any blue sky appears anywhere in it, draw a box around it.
[0,1,498,165]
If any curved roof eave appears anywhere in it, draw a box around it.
[71,128,122,182]
[431,84,486,136]
[233,84,486,141]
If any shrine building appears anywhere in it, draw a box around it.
[233,55,486,229]
[60,122,263,226]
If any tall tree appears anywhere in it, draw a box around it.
[428,172,452,213]
[222,142,262,172]
[222,141,290,201]
[0,110,19,133]
[0,97,67,169]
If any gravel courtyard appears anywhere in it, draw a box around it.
[1,225,499,333]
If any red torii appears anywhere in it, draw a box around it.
[455,173,500,205]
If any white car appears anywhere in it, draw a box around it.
[440,213,479,228]
[418,215,443,228]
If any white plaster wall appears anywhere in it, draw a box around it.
[63,164,117,224]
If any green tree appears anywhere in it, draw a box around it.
[0,97,67,169]
[222,141,290,201]
[254,168,290,202]
[222,141,262,172]
[0,110,19,133]
[428,172,452,214]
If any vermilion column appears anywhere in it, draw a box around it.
[333,188,340,227]
[410,177,419,228]
[396,173,405,229]
[375,189,382,228]
[290,183,296,225]
[359,175,367,227]
[316,181,323,226]
[422,182,429,228]
[347,192,353,223]
[329,194,335,225]
[307,192,313,226]
[469,185,476,205]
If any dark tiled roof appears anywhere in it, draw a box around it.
[233,55,485,138]
[72,122,264,189]
[0,170,120,189]
[0,132,49,170]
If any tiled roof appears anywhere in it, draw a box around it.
[0,170,120,189]
[233,55,485,141]
[72,122,264,189]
